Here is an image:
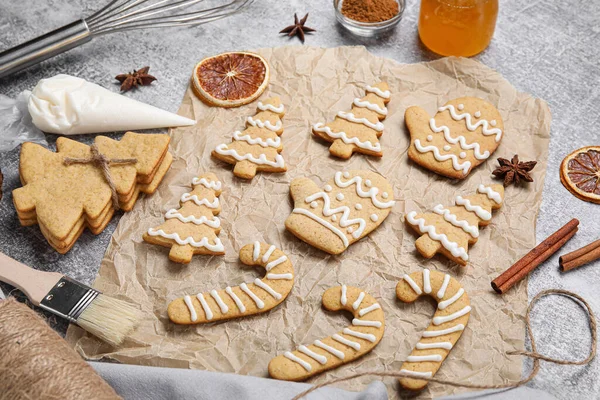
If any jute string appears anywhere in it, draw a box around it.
[63,143,137,210]
[292,289,597,400]
[0,298,121,400]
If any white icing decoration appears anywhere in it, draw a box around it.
[284,351,311,371]
[365,179,372,187]
[196,293,213,320]
[359,303,381,317]
[433,305,471,325]
[414,139,472,175]
[460,152,467,158]
[353,98,388,115]
[474,111,481,118]
[347,227,354,234]
[403,274,422,295]
[355,204,362,210]
[266,256,287,271]
[332,215,337,221]
[254,278,282,300]
[292,208,349,248]
[438,288,465,310]
[432,204,479,238]
[352,292,365,310]
[226,286,246,313]
[455,196,491,220]
[214,144,285,168]
[343,328,376,343]
[324,185,333,192]
[370,214,378,222]
[437,274,451,299]
[336,193,344,201]
[257,101,284,114]
[407,354,443,362]
[192,177,222,190]
[314,340,345,359]
[210,290,228,314]
[406,212,469,261]
[146,229,225,251]
[266,273,293,280]
[430,119,491,160]
[477,184,502,204]
[332,334,361,351]
[334,172,395,209]
[443,145,451,151]
[426,135,433,142]
[240,283,265,309]
[365,85,391,99]
[180,193,220,208]
[423,269,432,294]
[343,172,350,178]
[313,123,381,152]
[341,285,347,305]
[233,130,281,148]
[416,341,453,350]
[165,209,221,228]
[183,295,197,322]
[382,192,389,199]
[253,241,261,261]
[310,201,318,208]
[352,318,382,328]
[422,324,465,337]
[400,369,433,378]
[457,104,464,110]
[298,345,327,365]
[262,245,276,262]
[304,192,366,239]
[438,104,502,142]
[246,116,282,132]
[337,111,384,131]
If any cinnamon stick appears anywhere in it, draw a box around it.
[492,219,579,294]
[560,238,600,272]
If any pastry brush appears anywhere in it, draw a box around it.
[0,251,142,346]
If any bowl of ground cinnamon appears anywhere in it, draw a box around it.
[334,0,404,37]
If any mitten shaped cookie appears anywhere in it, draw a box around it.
[405,184,504,265]
[212,97,286,180]
[396,269,470,391]
[269,285,384,381]
[313,83,390,159]
[285,170,395,255]
[144,173,225,263]
[168,242,293,324]
[406,97,503,179]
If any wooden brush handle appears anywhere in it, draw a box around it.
[0,252,63,305]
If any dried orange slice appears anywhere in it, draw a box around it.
[560,146,600,204]
[192,51,269,108]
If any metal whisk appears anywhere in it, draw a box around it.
[0,0,253,79]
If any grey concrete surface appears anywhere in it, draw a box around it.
[0,0,598,398]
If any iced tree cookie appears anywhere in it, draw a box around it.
[405,184,504,265]
[396,269,470,391]
[313,83,390,159]
[168,242,293,324]
[212,97,286,179]
[285,170,395,255]
[269,285,384,381]
[406,97,504,179]
[143,173,225,263]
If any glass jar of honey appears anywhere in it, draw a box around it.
[418,0,498,57]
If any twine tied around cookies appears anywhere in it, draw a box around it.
[63,143,137,210]
[292,289,597,400]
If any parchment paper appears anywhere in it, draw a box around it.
[66,46,551,399]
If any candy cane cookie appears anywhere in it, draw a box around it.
[396,269,470,391]
[268,285,384,381]
[168,242,293,324]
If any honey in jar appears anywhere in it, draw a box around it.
[418,0,498,57]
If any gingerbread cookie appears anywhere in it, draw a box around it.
[396,269,470,391]
[143,173,225,263]
[406,97,504,179]
[285,170,395,255]
[313,83,390,159]
[168,242,293,324]
[212,97,286,179]
[405,184,504,265]
[269,285,384,381]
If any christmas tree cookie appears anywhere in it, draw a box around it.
[405,184,504,265]
[312,83,390,159]
[212,97,286,180]
[144,173,225,263]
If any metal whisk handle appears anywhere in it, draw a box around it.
[0,19,92,79]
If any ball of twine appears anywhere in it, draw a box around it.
[0,298,120,400]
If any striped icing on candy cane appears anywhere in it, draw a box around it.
[171,242,293,325]
[269,285,384,381]
[396,270,471,391]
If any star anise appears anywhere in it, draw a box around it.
[492,155,537,186]
[115,66,156,92]
[279,13,316,43]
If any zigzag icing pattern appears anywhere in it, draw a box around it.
[334,172,395,209]
[353,98,388,115]
[414,139,472,175]
[180,193,220,208]
[406,212,469,261]
[313,123,381,152]
[146,229,224,251]
[304,192,366,238]
[438,104,503,142]
[432,204,479,238]
[246,116,282,132]
[429,119,490,159]
[233,130,281,148]
[192,177,222,190]
[257,102,285,114]
[477,184,502,204]
[337,111,384,131]
[365,85,391,99]
[214,144,285,168]
[164,209,221,228]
